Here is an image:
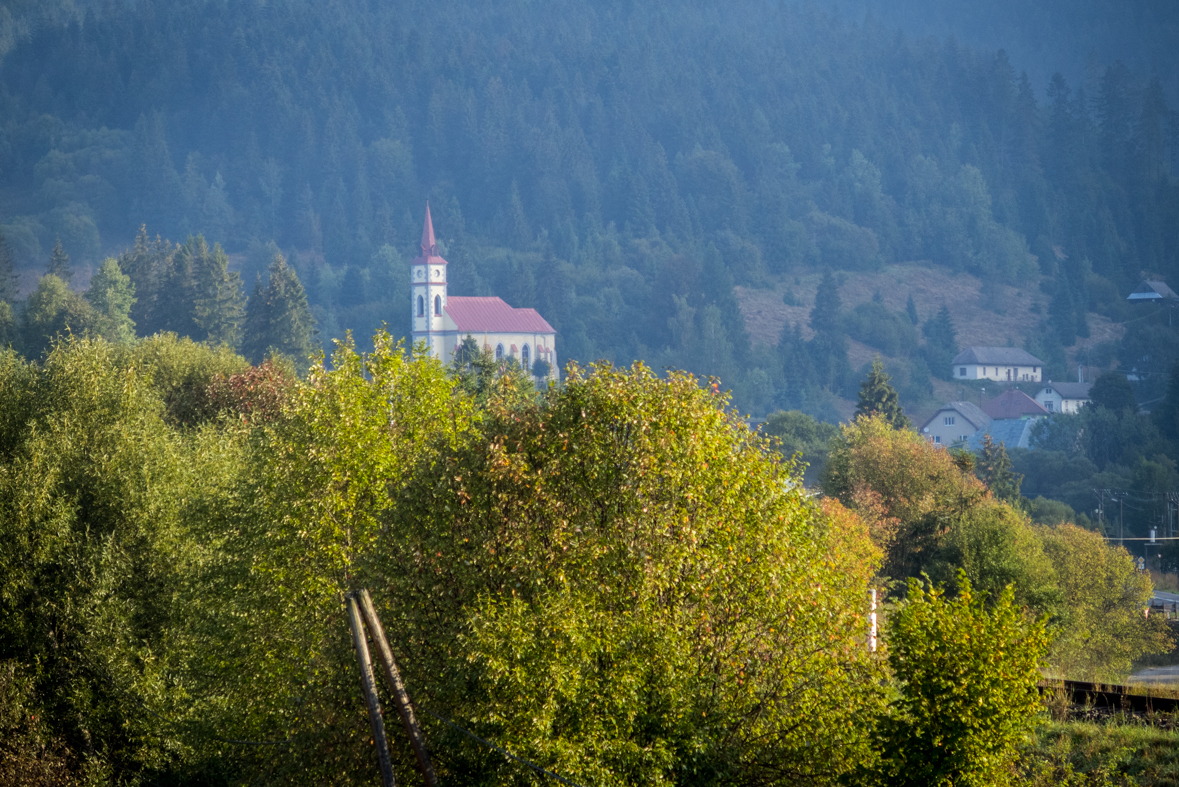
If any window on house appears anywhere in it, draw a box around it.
[960,367,966,376]
[434,295,441,315]
[521,344,530,369]
[495,344,504,360]
[417,295,424,317]
[1045,401,1053,412]
[934,436,941,444]
[944,416,955,426]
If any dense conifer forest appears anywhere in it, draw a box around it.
[0,0,1176,419]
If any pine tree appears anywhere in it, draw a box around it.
[85,259,137,344]
[242,253,316,365]
[0,228,17,303]
[118,225,173,334]
[155,236,202,338]
[47,238,72,283]
[855,356,911,429]
[976,434,1022,502]
[1090,371,1137,413]
[906,294,919,325]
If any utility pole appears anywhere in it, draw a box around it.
[346,592,397,787]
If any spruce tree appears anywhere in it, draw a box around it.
[47,238,72,283]
[855,356,911,429]
[976,434,1022,502]
[922,305,958,380]
[242,253,316,365]
[0,228,17,303]
[1090,371,1137,413]
[810,271,842,336]
[906,294,919,325]
[194,241,246,348]
[84,259,137,344]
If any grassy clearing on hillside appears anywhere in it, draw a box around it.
[736,263,1126,424]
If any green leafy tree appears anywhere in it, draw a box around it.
[1090,371,1137,413]
[19,275,92,358]
[241,253,316,365]
[46,238,72,283]
[855,357,911,429]
[976,433,1022,502]
[763,409,840,483]
[921,305,957,380]
[871,575,1049,787]
[84,258,137,344]
[0,228,16,303]
[1040,525,1171,680]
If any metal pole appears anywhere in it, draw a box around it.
[347,592,397,787]
[869,589,877,653]
[358,589,439,787]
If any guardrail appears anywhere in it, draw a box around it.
[1039,679,1179,714]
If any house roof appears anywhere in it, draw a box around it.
[445,296,555,334]
[966,419,1036,451]
[921,401,991,433]
[1127,280,1178,302]
[982,389,1049,420]
[952,346,1045,366]
[1039,381,1092,400]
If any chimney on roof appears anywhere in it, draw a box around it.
[421,201,437,257]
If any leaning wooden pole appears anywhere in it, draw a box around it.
[347,591,397,787]
[359,589,440,787]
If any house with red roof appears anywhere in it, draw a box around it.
[981,389,1050,420]
[410,204,557,377]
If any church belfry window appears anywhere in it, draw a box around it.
[434,295,441,315]
[417,295,424,317]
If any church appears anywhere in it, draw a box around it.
[410,204,557,377]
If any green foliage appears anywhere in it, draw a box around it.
[1154,362,1179,440]
[125,332,249,426]
[921,306,958,380]
[906,294,919,325]
[0,337,224,783]
[871,575,1049,787]
[1040,525,1171,681]
[855,357,912,429]
[46,238,72,283]
[811,271,843,336]
[19,275,91,358]
[83,258,136,344]
[241,253,316,366]
[976,434,1022,502]
[1027,496,1077,526]
[1090,372,1137,413]
[762,409,839,482]
[0,229,16,304]
[845,300,919,357]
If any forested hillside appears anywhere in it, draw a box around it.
[0,0,1176,415]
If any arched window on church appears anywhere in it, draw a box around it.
[495,344,504,360]
[417,295,424,317]
[521,344,530,369]
[434,295,441,315]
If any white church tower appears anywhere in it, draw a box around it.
[409,202,448,358]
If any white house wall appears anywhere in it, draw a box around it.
[953,364,1042,382]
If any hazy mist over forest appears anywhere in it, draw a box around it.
[1,0,1177,418]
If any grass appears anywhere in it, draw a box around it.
[1024,718,1179,786]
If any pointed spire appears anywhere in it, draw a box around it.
[420,201,437,256]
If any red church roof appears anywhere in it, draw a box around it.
[445,296,555,334]
[982,389,1049,420]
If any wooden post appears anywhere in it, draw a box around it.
[347,592,397,787]
[359,589,440,787]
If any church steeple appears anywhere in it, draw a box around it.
[420,201,438,258]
